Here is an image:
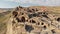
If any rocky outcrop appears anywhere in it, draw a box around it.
[10,6,60,34]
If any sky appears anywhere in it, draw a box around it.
[0,0,60,8]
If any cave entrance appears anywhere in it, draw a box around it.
[51,29,56,34]
[16,17,21,22]
[57,18,60,22]
[25,25,34,32]
[21,17,25,22]
[42,15,48,18]
[16,17,25,22]
[12,11,18,17]
[30,20,36,23]
[43,25,47,30]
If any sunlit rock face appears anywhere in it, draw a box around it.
[12,6,60,34]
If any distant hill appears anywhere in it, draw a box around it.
[0,8,13,10]
[0,8,13,13]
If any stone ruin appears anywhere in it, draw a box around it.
[11,6,60,34]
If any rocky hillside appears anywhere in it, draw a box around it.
[7,6,60,34]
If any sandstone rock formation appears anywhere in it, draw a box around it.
[7,6,60,34]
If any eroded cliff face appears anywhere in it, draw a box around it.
[11,6,60,34]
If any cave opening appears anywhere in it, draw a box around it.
[43,12,45,14]
[36,8,38,11]
[16,17,25,22]
[21,13,24,15]
[32,13,37,17]
[27,9,32,12]
[43,25,46,30]
[28,13,37,18]
[38,12,42,15]
[12,11,18,17]
[57,18,60,22]
[25,25,34,32]
[30,20,36,23]
[16,17,21,22]
[42,15,48,18]
[37,22,40,25]
[32,9,35,11]
[51,29,56,34]
[21,17,25,22]
[28,14,33,18]
[41,23,44,25]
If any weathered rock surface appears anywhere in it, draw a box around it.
[8,6,60,34]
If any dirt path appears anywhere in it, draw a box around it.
[6,17,13,34]
[0,13,13,34]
